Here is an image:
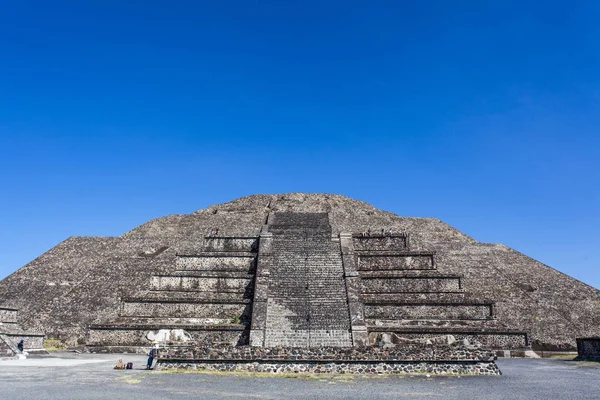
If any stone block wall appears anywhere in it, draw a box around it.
[202,237,258,253]
[353,236,409,252]
[0,307,18,323]
[365,304,493,320]
[156,345,501,375]
[367,331,528,349]
[151,276,252,292]
[575,338,600,360]
[4,334,45,350]
[176,255,255,272]
[361,277,461,293]
[121,301,251,320]
[358,254,434,270]
[87,326,247,347]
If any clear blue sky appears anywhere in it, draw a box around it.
[1,1,598,288]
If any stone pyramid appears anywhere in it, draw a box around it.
[0,193,598,351]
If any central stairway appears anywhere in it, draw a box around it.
[263,212,352,347]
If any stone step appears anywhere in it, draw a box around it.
[122,297,251,304]
[357,253,435,271]
[123,291,250,301]
[365,328,529,349]
[352,235,409,252]
[361,293,489,303]
[151,275,253,292]
[366,318,502,329]
[175,254,256,272]
[156,271,254,278]
[120,299,252,320]
[87,324,249,347]
[201,237,259,253]
[361,276,463,293]
[364,302,494,320]
[263,213,352,348]
[91,319,246,329]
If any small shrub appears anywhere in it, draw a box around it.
[44,339,68,352]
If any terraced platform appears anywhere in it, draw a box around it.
[87,209,528,374]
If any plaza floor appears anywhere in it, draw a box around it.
[1,352,598,399]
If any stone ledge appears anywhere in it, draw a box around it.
[363,301,493,306]
[88,324,246,331]
[351,234,409,239]
[176,252,257,257]
[355,251,434,256]
[153,271,254,278]
[121,298,251,304]
[359,273,460,279]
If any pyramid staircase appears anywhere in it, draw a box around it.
[249,212,352,347]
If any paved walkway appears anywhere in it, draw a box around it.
[1,353,599,399]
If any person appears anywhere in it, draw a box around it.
[114,359,125,370]
[17,339,24,353]
[215,228,219,236]
[146,343,159,370]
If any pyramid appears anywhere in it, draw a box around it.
[0,193,598,351]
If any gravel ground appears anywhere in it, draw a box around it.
[1,353,599,399]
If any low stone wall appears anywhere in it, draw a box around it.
[574,338,600,361]
[3,334,45,350]
[157,360,500,375]
[158,345,497,362]
[157,345,500,375]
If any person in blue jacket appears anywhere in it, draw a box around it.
[146,344,159,370]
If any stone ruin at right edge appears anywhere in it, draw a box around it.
[90,210,547,375]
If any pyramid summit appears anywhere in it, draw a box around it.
[0,193,598,353]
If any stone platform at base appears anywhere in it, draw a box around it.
[574,337,600,361]
[156,345,501,376]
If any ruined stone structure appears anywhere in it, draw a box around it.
[574,338,600,361]
[0,194,598,354]
[0,307,45,357]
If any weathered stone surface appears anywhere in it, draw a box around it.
[0,307,45,354]
[0,193,597,350]
[156,345,501,375]
[574,337,600,361]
